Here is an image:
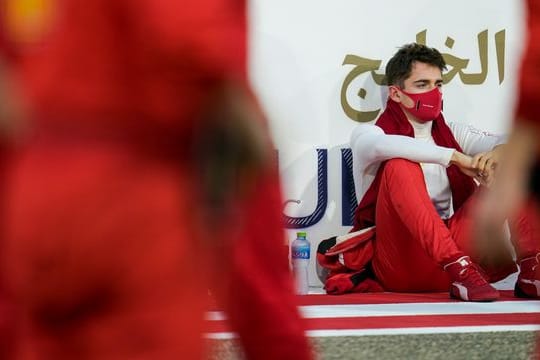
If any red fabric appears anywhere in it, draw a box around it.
[371,159,538,292]
[317,228,376,273]
[4,139,312,360]
[219,169,312,360]
[316,229,380,295]
[7,0,246,135]
[517,0,540,126]
[5,141,209,359]
[324,271,384,295]
[519,1,540,355]
[0,0,11,58]
[508,200,540,260]
[373,159,461,291]
[0,142,14,359]
[352,99,476,231]
[0,0,311,359]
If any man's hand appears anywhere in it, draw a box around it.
[470,145,505,186]
[475,125,536,224]
[450,150,489,185]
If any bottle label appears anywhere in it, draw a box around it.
[292,246,310,260]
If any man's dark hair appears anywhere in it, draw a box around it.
[385,43,447,87]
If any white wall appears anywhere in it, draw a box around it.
[248,0,526,286]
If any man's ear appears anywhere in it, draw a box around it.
[388,85,401,103]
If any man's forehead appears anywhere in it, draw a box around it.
[408,61,443,81]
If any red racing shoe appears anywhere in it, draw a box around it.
[444,256,500,302]
[515,254,540,298]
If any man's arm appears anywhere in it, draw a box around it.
[350,124,488,187]
[449,122,508,185]
[449,122,507,156]
[468,144,505,185]
[350,124,455,171]
[475,122,538,225]
[449,149,492,185]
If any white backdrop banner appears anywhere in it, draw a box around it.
[248,0,525,285]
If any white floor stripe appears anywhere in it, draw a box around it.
[206,300,540,321]
[299,301,540,318]
[204,325,540,339]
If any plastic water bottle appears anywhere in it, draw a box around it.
[291,231,310,294]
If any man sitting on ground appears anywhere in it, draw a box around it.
[342,43,540,302]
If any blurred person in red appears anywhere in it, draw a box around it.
[0,0,312,359]
[474,0,540,299]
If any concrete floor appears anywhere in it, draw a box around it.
[205,275,538,359]
[205,331,538,360]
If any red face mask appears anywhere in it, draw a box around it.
[398,87,443,122]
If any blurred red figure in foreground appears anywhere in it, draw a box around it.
[475,0,540,284]
[474,0,540,355]
[0,0,311,359]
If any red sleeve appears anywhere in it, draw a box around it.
[516,0,540,125]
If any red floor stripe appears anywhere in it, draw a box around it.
[294,290,528,306]
[205,312,540,333]
[208,291,529,310]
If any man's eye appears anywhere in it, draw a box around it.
[437,83,443,88]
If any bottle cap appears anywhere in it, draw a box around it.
[296,231,307,239]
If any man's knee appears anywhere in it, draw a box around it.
[376,159,426,202]
[386,158,418,168]
[383,159,422,177]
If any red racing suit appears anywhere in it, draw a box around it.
[0,0,311,358]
